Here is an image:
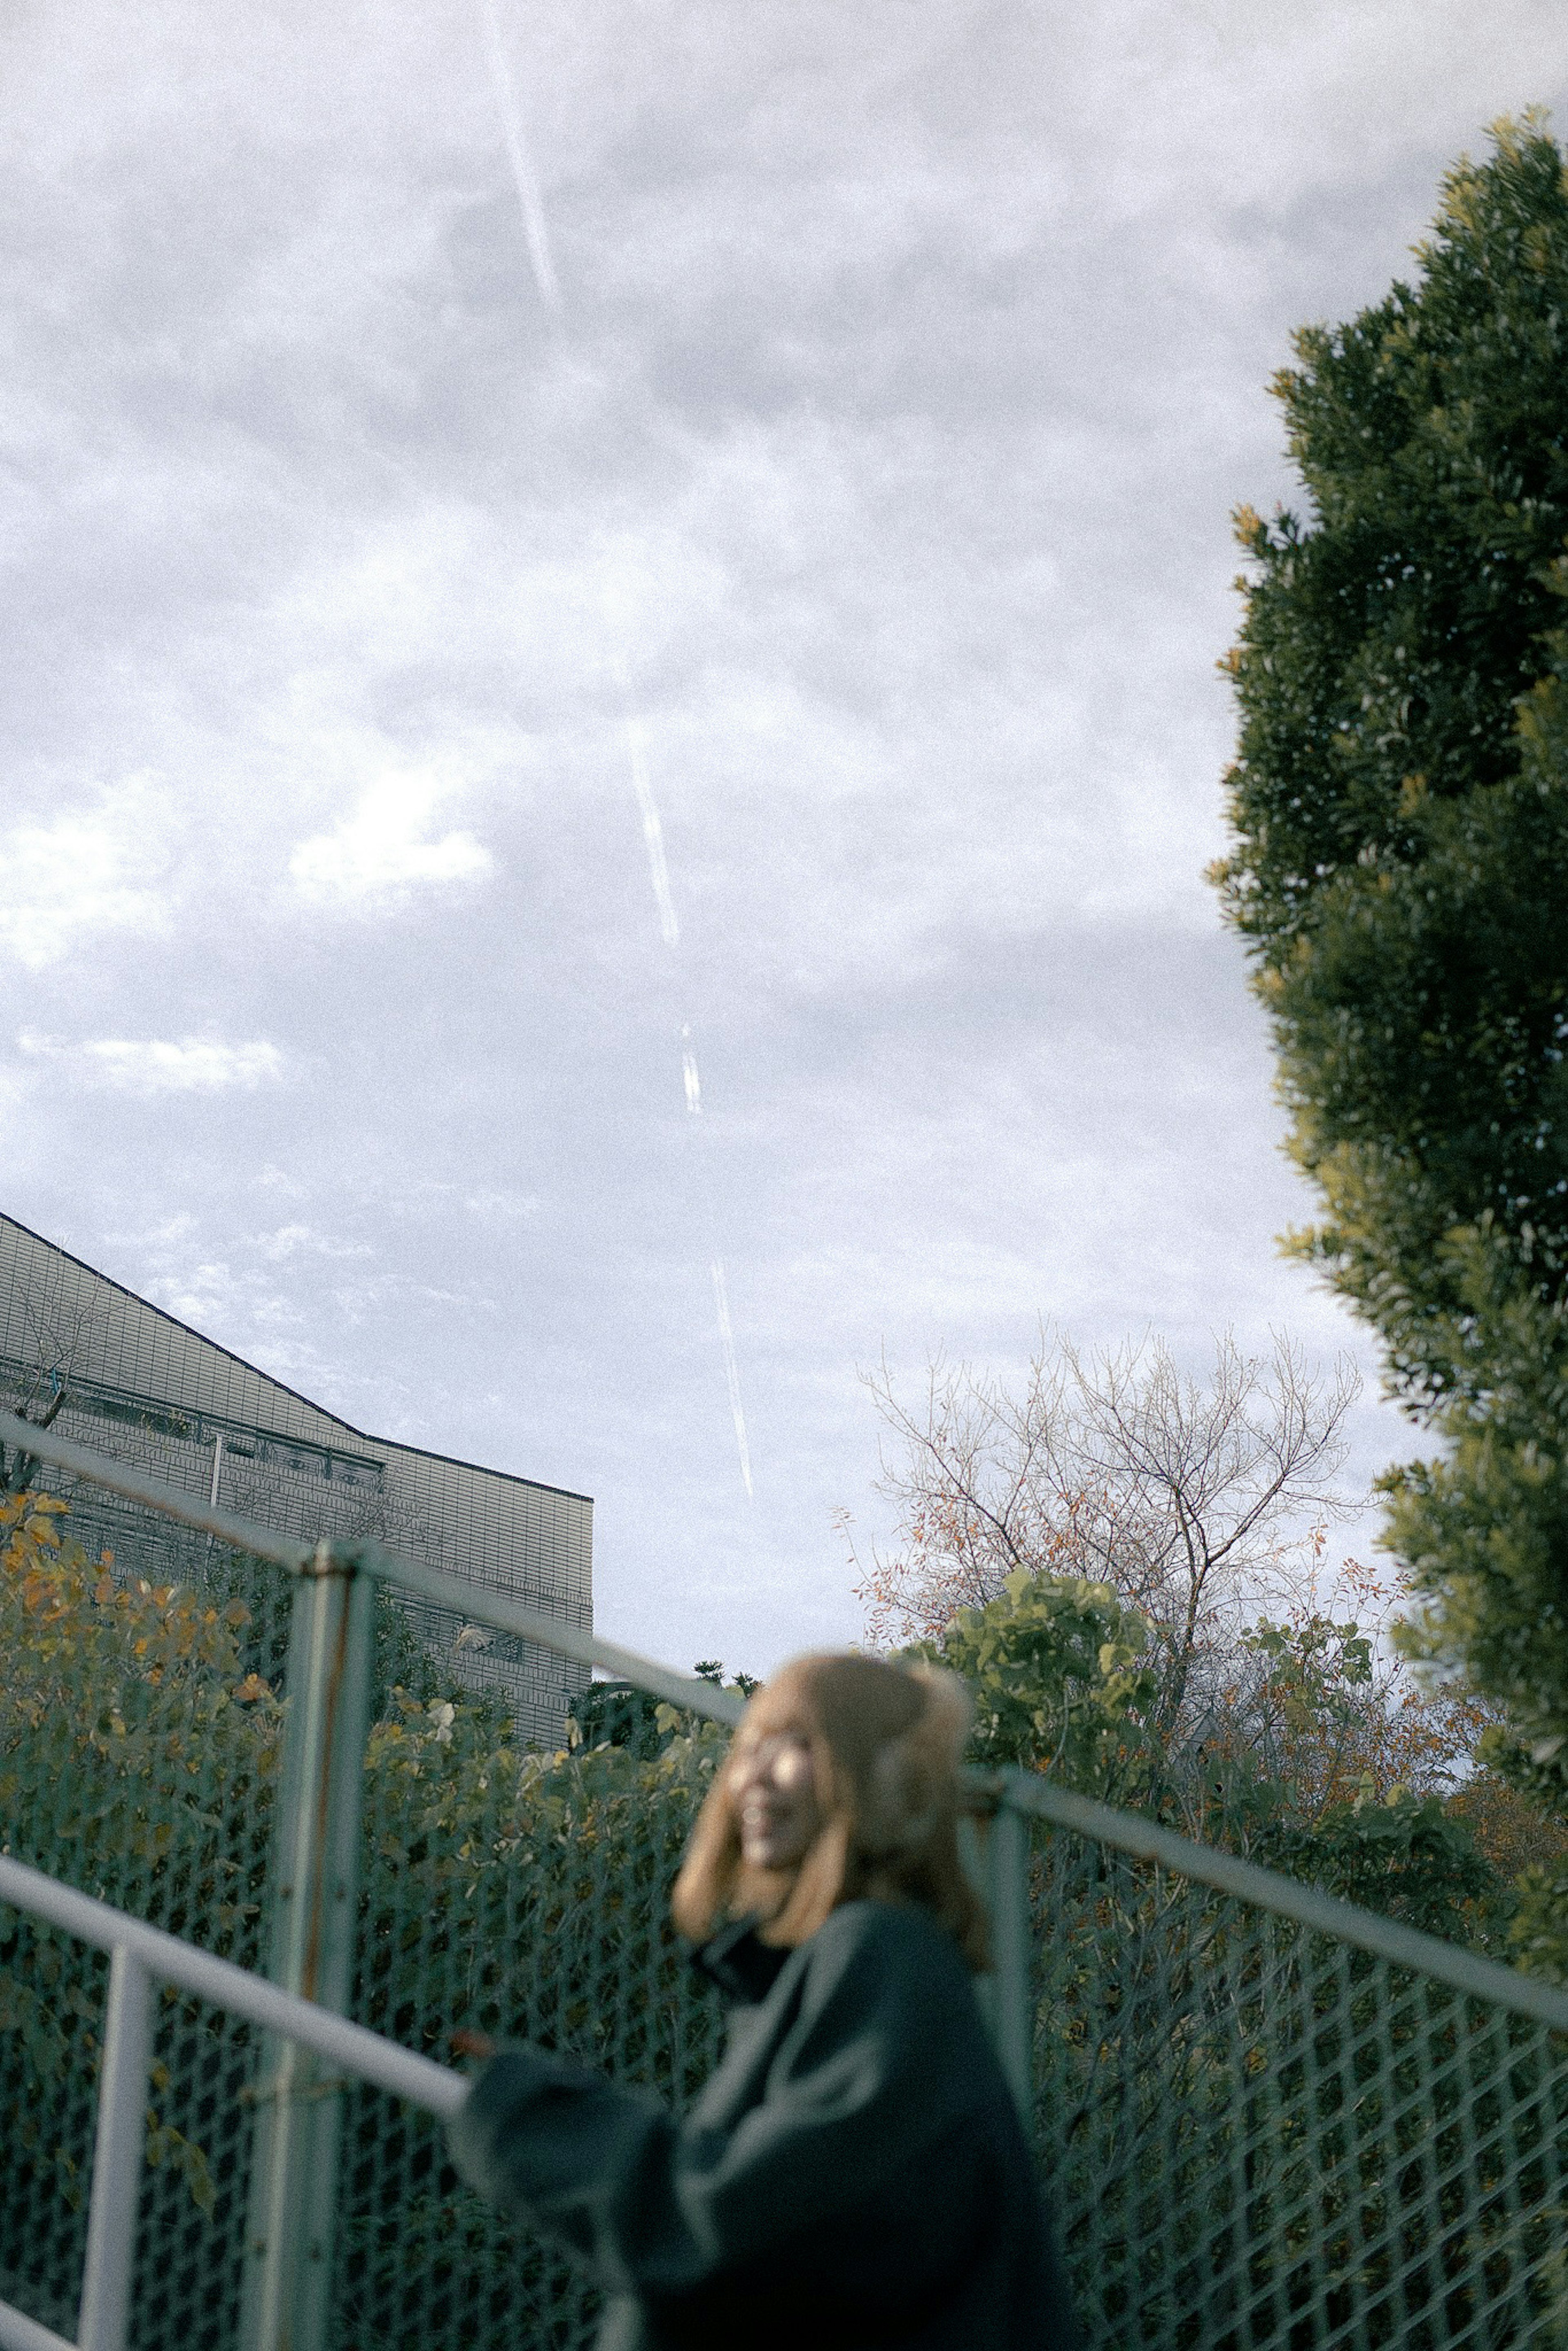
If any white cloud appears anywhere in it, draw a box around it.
[0,779,177,969]
[18,1033,285,1093]
[3,0,1565,1681]
[289,769,495,909]
[254,1221,373,1262]
[463,1187,541,1224]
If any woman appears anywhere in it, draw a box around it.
[448,1651,1080,2350]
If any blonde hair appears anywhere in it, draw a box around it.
[670,1652,988,1972]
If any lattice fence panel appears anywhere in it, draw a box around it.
[6,1475,1568,2351]
[128,1991,258,2351]
[0,1922,105,2338]
[1028,1823,1568,2351]
[329,1698,728,2351]
[0,1494,289,2342]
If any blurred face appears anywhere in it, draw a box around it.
[729,1724,821,1871]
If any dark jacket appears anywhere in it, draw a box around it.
[447,1897,1080,2350]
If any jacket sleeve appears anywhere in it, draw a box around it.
[446,1906,978,2299]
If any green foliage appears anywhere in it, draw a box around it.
[1211,117,1568,1968]
[200,1538,457,1720]
[1238,1613,1376,1789]
[1254,1790,1500,1943]
[692,1658,759,1697]
[1508,1852,1568,1982]
[1028,1823,1568,2351]
[357,1697,725,2060]
[906,1568,1159,1789]
[1386,1276,1568,1800]
[0,1490,727,2348]
[1213,1611,1474,1825]
[568,1661,755,1760]
[0,1493,283,1941]
[916,1568,1514,1937]
[1172,1614,1385,1851]
[1242,1613,1372,1700]
[568,1678,668,1757]
[1445,1756,1568,1879]
[0,1489,283,2287]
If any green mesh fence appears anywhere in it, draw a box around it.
[336,1698,728,2350]
[0,1480,730,2351]
[1026,1820,1568,2351]
[0,1921,104,2339]
[0,1490,284,2344]
[3,1464,1568,2351]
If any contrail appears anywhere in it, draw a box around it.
[709,1257,755,1500]
[681,1023,755,1498]
[682,1030,757,1504]
[475,0,561,313]
[478,4,755,1500]
[617,624,755,1507]
[627,719,681,949]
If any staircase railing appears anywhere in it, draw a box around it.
[4,1404,1568,2351]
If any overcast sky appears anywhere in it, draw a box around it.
[3,1,1567,1678]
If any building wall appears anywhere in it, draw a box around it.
[0,1212,591,1746]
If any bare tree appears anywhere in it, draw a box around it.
[0,1383,67,1496]
[850,1328,1363,1736]
[0,1257,110,1494]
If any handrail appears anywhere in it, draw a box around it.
[0,1854,467,2351]
[0,1409,312,1575]
[8,1404,1568,2029]
[0,1855,465,2117]
[0,2301,77,2351]
[0,1408,744,1727]
[995,1772,1568,2032]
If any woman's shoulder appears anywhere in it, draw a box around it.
[786,1901,1000,2108]
[804,1897,974,1995]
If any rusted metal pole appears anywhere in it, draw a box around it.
[241,1542,374,2351]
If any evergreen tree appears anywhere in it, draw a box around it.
[1211,118,1568,1950]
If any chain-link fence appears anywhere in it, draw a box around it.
[2,1406,1567,2351]
[1018,1792,1568,2351]
[0,1410,739,2351]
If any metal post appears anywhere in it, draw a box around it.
[241,1542,374,2351]
[985,1794,1034,2131]
[78,1947,152,2351]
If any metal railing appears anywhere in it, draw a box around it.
[0,1409,739,1727]
[3,1403,1568,2351]
[0,1407,741,2351]
[0,1855,462,2351]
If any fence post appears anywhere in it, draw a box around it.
[241,1541,374,2351]
[77,1947,152,2351]
[985,1790,1033,2131]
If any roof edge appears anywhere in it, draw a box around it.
[0,1210,593,1507]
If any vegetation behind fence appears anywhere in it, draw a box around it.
[3,1477,1568,2351]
